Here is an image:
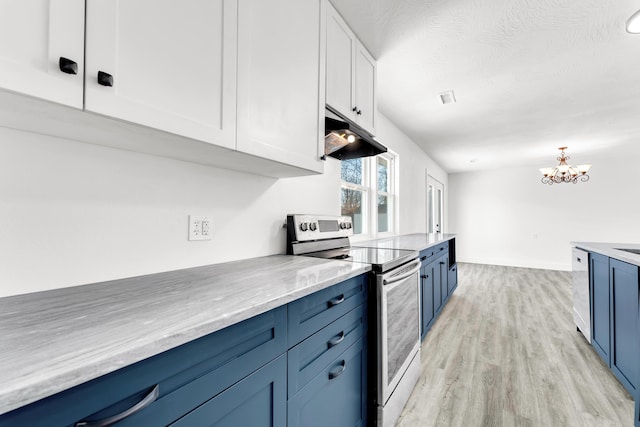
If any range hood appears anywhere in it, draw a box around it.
[324,107,387,160]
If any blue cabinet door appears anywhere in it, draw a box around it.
[591,252,611,365]
[170,355,287,427]
[433,258,442,314]
[609,259,638,395]
[288,339,367,427]
[420,263,435,341]
[448,264,457,295]
[438,255,448,308]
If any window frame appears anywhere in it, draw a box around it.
[340,150,398,241]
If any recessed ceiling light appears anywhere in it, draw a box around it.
[469,158,478,163]
[439,90,456,105]
[627,9,640,33]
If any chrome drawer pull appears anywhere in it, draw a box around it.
[328,294,345,307]
[328,360,347,380]
[327,331,346,348]
[75,385,159,427]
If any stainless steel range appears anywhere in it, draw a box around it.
[287,214,421,426]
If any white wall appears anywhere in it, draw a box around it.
[0,127,342,297]
[375,114,448,234]
[449,155,640,271]
[0,114,445,297]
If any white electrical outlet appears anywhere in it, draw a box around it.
[189,215,212,241]
[201,216,211,238]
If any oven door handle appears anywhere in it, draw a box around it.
[382,259,422,285]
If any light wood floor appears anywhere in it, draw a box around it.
[397,263,635,427]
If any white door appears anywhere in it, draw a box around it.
[354,43,376,135]
[236,0,323,173]
[325,4,355,121]
[0,0,84,108]
[84,0,237,149]
[427,174,444,234]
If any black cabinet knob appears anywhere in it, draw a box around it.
[97,71,114,87]
[421,275,427,279]
[356,109,362,115]
[352,106,358,112]
[59,57,78,75]
[420,256,427,261]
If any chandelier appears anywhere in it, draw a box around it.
[539,147,592,185]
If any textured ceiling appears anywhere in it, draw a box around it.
[330,0,640,173]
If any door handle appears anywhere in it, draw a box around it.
[59,57,78,75]
[328,360,346,380]
[75,385,159,427]
[328,294,345,307]
[327,331,345,348]
[383,259,422,285]
[97,71,114,87]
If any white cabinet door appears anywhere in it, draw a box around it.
[0,0,84,108]
[355,43,376,135]
[236,0,323,173]
[325,4,355,122]
[84,0,236,149]
[324,2,376,135]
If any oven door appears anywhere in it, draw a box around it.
[377,258,421,404]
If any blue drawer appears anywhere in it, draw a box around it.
[420,242,448,265]
[287,274,367,347]
[1,306,287,427]
[288,304,365,397]
[287,338,367,427]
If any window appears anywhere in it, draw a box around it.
[341,152,397,238]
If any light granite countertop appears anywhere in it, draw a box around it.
[571,241,640,267]
[0,255,371,416]
[356,233,456,252]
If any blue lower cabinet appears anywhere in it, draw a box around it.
[448,264,457,295]
[609,259,638,395]
[420,243,457,341]
[170,355,287,427]
[591,252,611,365]
[288,338,367,427]
[1,277,369,427]
[420,263,435,340]
[433,258,443,314]
[439,255,449,305]
[0,306,287,427]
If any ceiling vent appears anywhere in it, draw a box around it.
[439,90,456,105]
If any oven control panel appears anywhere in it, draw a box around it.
[287,214,353,242]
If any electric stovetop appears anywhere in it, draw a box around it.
[305,246,417,273]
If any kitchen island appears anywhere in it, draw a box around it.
[0,255,370,422]
[572,242,640,427]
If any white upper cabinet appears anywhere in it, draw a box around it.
[326,6,355,121]
[354,44,376,135]
[0,0,85,108]
[0,0,325,177]
[236,0,324,173]
[84,0,237,149]
[325,2,377,135]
